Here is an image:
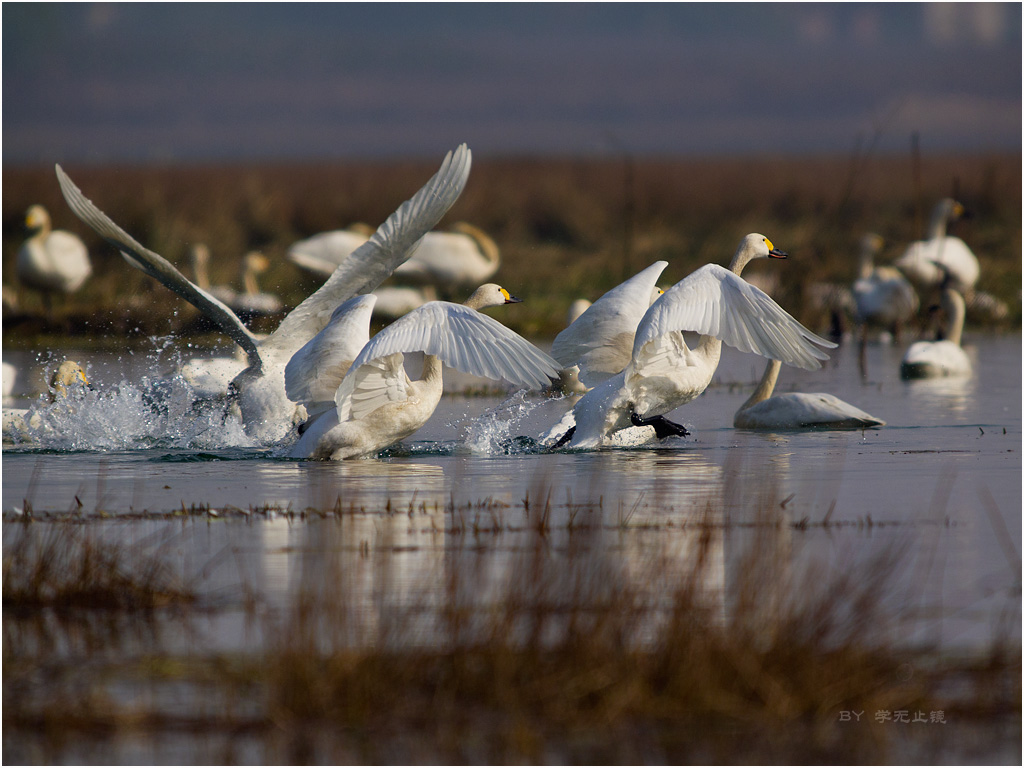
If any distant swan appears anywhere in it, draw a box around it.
[900,277,971,379]
[290,221,500,293]
[852,232,919,342]
[549,234,837,449]
[56,144,473,443]
[16,204,92,313]
[284,284,559,459]
[895,199,979,292]
[734,358,884,430]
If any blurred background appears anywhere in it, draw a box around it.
[3,2,1021,339]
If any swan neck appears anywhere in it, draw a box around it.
[740,359,782,410]
[192,253,210,289]
[728,244,755,276]
[927,205,949,239]
[941,289,965,346]
[243,266,260,296]
[857,248,874,279]
[421,353,444,383]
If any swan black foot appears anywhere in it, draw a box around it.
[630,411,690,439]
[549,425,576,450]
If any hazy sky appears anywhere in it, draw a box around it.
[3,2,1021,164]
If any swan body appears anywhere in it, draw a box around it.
[16,205,92,307]
[56,144,473,443]
[853,233,919,340]
[551,234,837,450]
[900,284,971,379]
[285,285,559,459]
[289,221,500,292]
[733,359,884,430]
[895,199,979,291]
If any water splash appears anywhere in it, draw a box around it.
[461,391,566,455]
[8,370,252,453]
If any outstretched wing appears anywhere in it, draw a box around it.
[55,165,263,374]
[336,301,560,421]
[264,144,472,355]
[284,294,376,419]
[633,264,836,372]
[551,260,668,387]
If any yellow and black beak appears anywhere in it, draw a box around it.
[500,288,522,304]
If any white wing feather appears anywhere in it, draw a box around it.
[551,260,668,387]
[634,264,836,372]
[264,144,472,354]
[55,164,263,373]
[335,302,560,421]
[284,294,376,417]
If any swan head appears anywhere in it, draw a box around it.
[860,233,884,255]
[49,360,89,399]
[25,205,52,234]
[650,286,665,306]
[730,233,788,275]
[464,283,522,310]
[244,252,270,274]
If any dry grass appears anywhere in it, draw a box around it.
[3,151,1020,343]
[3,477,1020,764]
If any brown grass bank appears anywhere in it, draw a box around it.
[3,151,1020,344]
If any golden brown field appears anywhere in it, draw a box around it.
[3,151,1020,344]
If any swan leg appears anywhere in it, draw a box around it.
[549,425,576,450]
[630,411,689,439]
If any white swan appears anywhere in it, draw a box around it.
[895,199,979,292]
[852,233,919,341]
[551,261,667,391]
[56,143,473,443]
[289,221,500,292]
[548,234,837,449]
[734,358,884,430]
[16,204,92,312]
[284,284,559,459]
[369,285,434,319]
[191,246,282,315]
[3,360,89,441]
[900,280,971,379]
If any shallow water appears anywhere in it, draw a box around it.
[3,334,1021,652]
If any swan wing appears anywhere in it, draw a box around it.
[633,264,836,372]
[54,165,263,373]
[551,261,668,386]
[284,294,376,417]
[264,144,472,355]
[335,301,560,420]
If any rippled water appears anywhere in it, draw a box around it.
[3,333,1021,651]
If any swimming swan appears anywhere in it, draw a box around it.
[549,234,837,449]
[284,284,559,459]
[55,144,472,443]
[852,233,919,342]
[733,358,885,430]
[894,199,979,292]
[290,221,500,292]
[900,278,971,379]
[16,204,92,312]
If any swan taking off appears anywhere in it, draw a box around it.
[734,358,884,430]
[289,221,501,293]
[852,233,919,342]
[900,276,972,379]
[549,234,837,449]
[56,144,473,443]
[16,204,92,312]
[895,199,979,292]
[284,284,559,460]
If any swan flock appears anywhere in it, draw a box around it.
[24,145,984,457]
